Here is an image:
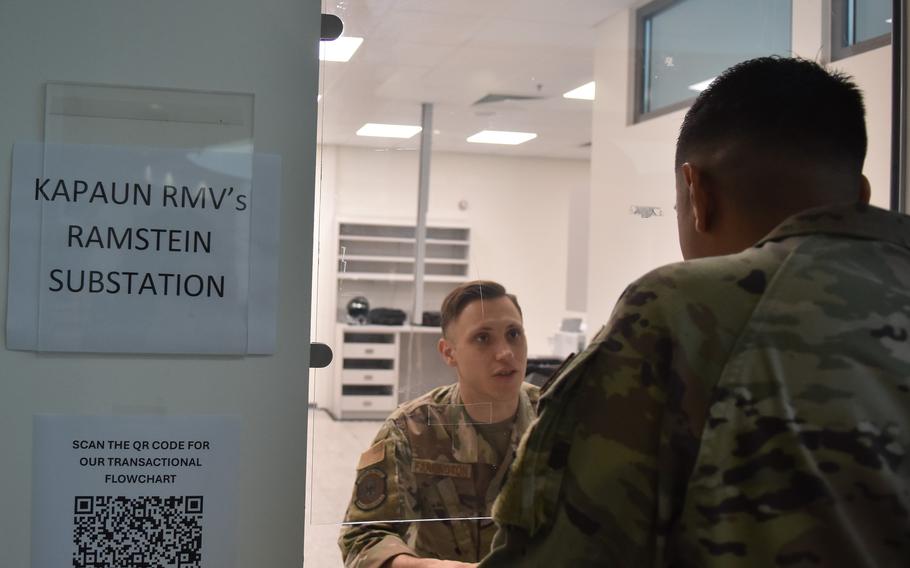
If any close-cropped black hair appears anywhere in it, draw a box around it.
[675,56,867,175]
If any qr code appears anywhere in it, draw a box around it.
[73,496,203,568]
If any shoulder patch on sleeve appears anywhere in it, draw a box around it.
[357,441,386,470]
[354,467,387,511]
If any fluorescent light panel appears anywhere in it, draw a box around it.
[319,36,364,62]
[563,81,595,100]
[356,123,422,139]
[688,77,716,92]
[466,130,537,145]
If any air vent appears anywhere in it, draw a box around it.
[473,93,545,105]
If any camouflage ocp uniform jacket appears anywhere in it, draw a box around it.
[339,381,540,568]
[482,203,910,568]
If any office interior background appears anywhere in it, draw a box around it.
[305,0,896,566]
[0,0,898,567]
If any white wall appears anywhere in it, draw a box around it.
[586,2,894,327]
[834,49,893,202]
[314,145,589,358]
[566,174,591,312]
[0,1,319,566]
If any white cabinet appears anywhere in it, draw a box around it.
[330,324,452,419]
[326,221,470,419]
[343,342,397,359]
[341,369,397,386]
[331,326,399,419]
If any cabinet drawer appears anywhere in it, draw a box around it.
[344,343,397,359]
[343,358,394,370]
[342,370,397,386]
[344,332,395,344]
[341,395,397,412]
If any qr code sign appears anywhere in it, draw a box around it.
[73,496,203,568]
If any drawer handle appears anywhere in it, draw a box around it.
[364,375,374,381]
[364,348,374,354]
[363,401,373,407]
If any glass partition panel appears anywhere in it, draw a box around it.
[305,1,900,567]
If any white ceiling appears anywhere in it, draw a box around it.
[318,0,637,160]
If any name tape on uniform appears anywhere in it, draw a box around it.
[412,459,472,479]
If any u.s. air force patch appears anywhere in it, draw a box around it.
[354,468,387,511]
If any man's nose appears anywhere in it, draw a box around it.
[494,342,515,361]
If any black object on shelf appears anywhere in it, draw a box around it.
[367,307,407,326]
[421,311,441,327]
[347,296,370,325]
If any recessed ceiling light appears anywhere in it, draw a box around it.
[688,77,716,92]
[466,130,537,145]
[319,36,364,62]
[356,123,422,139]
[563,81,595,100]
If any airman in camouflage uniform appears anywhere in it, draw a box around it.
[481,58,910,567]
[340,281,537,568]
[339,382,538,567]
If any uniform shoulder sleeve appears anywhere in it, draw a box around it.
[338,417,419,568]
[484,258,771,567]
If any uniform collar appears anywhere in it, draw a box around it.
[445,383,535,465]
[755,203,910,250]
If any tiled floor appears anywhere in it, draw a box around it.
[304,408,381,568]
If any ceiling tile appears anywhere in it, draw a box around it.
[393,0,500,17]
[358,39,455,68]
[316,0,641,159]
[499,0,631,27]
[470,18,597,50]
[368,10,487,46]
[322,0,398,37]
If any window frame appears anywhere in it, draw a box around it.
[633,0,794,123]
[633,0,694,124]
[830,0,892,62]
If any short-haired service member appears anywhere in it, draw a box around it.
[339,281,538,568]
[481,57,910,567]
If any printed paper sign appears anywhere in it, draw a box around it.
[32,415,240,568]
[6,142,280,354]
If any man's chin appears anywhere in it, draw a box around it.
[485,376,523,396]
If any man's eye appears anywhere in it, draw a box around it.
[508,328,523,339]
[474,333,489,343]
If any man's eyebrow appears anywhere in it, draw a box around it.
[468,321,522,332]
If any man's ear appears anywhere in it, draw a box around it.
[438,337,456,367]
[683,162,713,233]
[859,174,872,204]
